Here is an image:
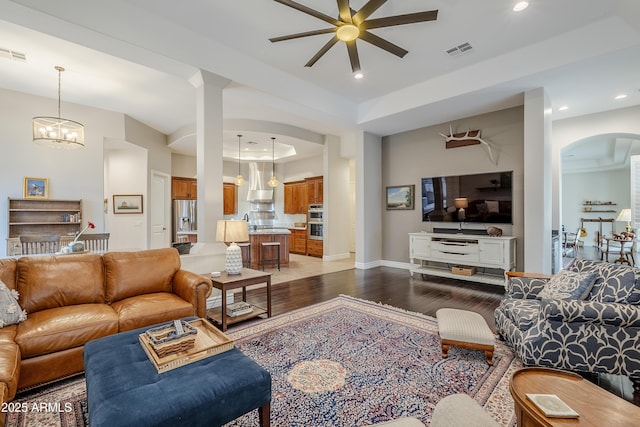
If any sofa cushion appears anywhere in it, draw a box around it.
[537,270,596,301]
[0,259,17,291]
[104,248,180,303]
[570,259,640,304]
[498,299,541,331]
[16,254,105,313]
[15,304,119,358]
[111,293,195,332]
[0,280,27,327]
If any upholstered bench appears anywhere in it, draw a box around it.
[436,308,495,365]
[84,319,271,427]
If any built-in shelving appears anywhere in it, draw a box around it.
[7,198,82,256]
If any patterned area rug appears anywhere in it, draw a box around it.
[6,295,520,426]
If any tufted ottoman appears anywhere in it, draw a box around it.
[436,308,495,365]
[84,319,271,427]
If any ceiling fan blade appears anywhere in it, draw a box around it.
[337,0,352,23]
[305,35,340,67]
[346,40,361,73]
[270,28,336,43]
[359,30,408,58]
[361,10,438,30]
[274,0,342,26]
[352,0,387,26]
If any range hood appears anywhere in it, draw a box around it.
[247,162,273,202]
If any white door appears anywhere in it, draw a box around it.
[150,171,170,248]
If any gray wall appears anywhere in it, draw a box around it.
[381,106,525,269]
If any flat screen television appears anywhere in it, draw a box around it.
[421,171,513,224]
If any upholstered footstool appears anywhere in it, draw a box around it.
[431,394,500,427]
[436,308,495,365]
[84,318,271,427]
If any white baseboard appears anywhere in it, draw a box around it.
[382,260,411,270]
[354,260,383,269]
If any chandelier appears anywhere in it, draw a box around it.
[32,66,84,149]
[267,136,279,188]
[234,134,245,186]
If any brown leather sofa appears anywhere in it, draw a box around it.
[0,247,212,416]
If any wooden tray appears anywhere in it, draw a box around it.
[139,318,234,373]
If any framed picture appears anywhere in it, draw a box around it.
[24,177,49,199]
[386,185,415,210]
[113,194,143,214]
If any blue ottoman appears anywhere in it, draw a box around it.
[84,319,271,427]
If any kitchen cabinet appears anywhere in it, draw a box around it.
[288,228,307,254]
[172,177,197,199]
[284,181,308,214]
[306,176,323,204]
[223,183,237,215]
[307,239,323,257]
[247,232,290,270]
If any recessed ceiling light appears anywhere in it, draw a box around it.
[615,94,628,100]
[558,106,569,111]
[354,71,364,79]
[513,1,529,12]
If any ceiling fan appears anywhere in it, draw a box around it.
[270,0,438,75]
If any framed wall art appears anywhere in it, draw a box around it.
[113,194,143,214]
[386,185,415,210]
[24,177,49,199]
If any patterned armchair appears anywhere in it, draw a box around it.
[494,259,640,391]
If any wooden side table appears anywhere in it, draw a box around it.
[509,367,640,427]
[206,268,272,331]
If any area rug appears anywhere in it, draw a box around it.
[6,295,520,426]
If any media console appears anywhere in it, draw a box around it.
[409,232,516,287]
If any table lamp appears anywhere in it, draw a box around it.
[455,198,468,221]
[216,220,249,275]
[616,208,632,232]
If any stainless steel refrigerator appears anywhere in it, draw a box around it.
[173,200,197,241]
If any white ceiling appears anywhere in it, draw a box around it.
[1,0,640,167]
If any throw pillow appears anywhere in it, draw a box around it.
[485,200,500,213]
[537,270,597,301]
[0,279,27,328]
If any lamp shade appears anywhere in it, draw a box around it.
[616,208,632,223]
[216,220,249,243]
[454,198,469,209]
[216,220,249,275]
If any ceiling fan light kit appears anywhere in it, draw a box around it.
[270,0,438,75]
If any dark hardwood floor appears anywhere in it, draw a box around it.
[247,266,504,332]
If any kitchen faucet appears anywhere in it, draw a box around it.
[242,213,249,222]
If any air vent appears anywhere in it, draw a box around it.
[0,47,26,62]
[445,42,473,57]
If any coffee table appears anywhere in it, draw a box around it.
[510,367,640,427]
[207,268,272,331]
[84,318,271,427]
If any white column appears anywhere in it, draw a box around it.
[189,70,230,243]
[323,134,351,260]
[354,131,382,269]
[524,88,553,273]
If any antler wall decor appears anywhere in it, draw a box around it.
[439,125,499,165]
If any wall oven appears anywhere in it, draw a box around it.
[308,204,323,240]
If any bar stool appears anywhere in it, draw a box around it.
[237,242,251,268]
[261,241,281,271]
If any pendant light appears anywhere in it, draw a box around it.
[234,134,245,186]
[267,136,279,188]
[32,66,85,149]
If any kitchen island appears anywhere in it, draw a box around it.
[246,228,290,270]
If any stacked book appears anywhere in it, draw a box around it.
[226,301,253,317]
